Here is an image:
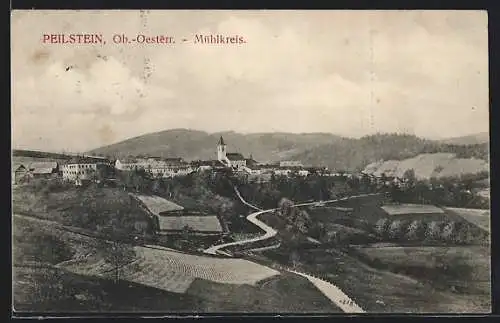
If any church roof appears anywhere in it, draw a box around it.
[226,153,245,161]
[217,136,225,145]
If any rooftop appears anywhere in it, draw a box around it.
[32,168,56,174]
[157,215,223,233]
[67,157,112,164]
[226,153,245,161]
[133,194,185,215]
[29,162,58,170]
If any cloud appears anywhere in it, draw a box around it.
[11,11,489,151]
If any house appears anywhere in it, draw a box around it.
[191,160,222,172]
[279,160,303,168]
[28,162,59,178]
[116,157,194,178]
[297,169,309,177]
[216,136,256,169]
[273,168,293,176]
[115,158,139,171]
[61,157,113,185]
[14,165,29,183]
[226,153,247,168]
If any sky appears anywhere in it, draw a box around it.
[11,10,489,153]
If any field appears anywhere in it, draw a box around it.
[14,213,340,313]
[185,273,343,313]
[255,198,491,313]
[13,216,198,313]
[363,153,489,179]
[13,266,199,313]
[445,207,490,232]
[381,204,444,215]
[351,245,490,296]
[59,245,281,294]
[12,183,152,237]
[260,246,490,313]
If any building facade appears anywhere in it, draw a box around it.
[216,136,253,169]
[61,157,113,185]
[279,160,303,168]
[115,157,194,178]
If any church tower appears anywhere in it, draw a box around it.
[217,136,227,162]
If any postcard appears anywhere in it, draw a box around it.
[11,10,490,314]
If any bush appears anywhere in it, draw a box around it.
[387,220,405,240]
[440,221,456,241]
[374,218,390,237]
[425,221,443,240]
[405,220,426,241]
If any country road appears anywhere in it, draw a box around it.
[204,188,379,256]
[203,188,379,313]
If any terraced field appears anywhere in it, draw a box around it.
[382,204,444,215]
[60,245,280,294]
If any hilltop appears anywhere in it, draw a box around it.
[88,129,342,163]
[87,130,489,173]
[439,132,489,145]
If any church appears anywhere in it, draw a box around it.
[217,136,257,169]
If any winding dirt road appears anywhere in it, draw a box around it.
[204,188,379,256]
[203,188,381,313]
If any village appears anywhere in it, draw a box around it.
[13,136,351,186]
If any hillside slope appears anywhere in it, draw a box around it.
[362,153,489,180]
[89,129,341,163]
[290,134,488,171]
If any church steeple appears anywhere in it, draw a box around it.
[217,136,227,163]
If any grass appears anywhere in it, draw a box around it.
[351,245,490,295]
[12,182,152,236]
[13,216,198,313]
[260,246,491,313]
[13,266,199,313]
[185,273,343,313]
[444,207,490,231]
[381,204,444,215]
[14,213,341,313]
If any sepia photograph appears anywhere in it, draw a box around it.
[11,10,490,314]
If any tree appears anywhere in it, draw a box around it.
[95,220,136,284]
[387,220,405,240]
[403,169,416,187]
[309,222,327,241]
[278,198,295,218]
[406,220,426,241]
[375,218,390,237]
[425,221,442,240]
[289,250,301,269]
[103,240,136,283]
[441,221,456,242]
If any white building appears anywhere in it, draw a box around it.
[216,136,256,170]
[279,160,303,168]
[61,157,112,185]
[115,157,193,178]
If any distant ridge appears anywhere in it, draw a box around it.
[87,130,489,172]
[439,132,489,145]
[12,149,74,160]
